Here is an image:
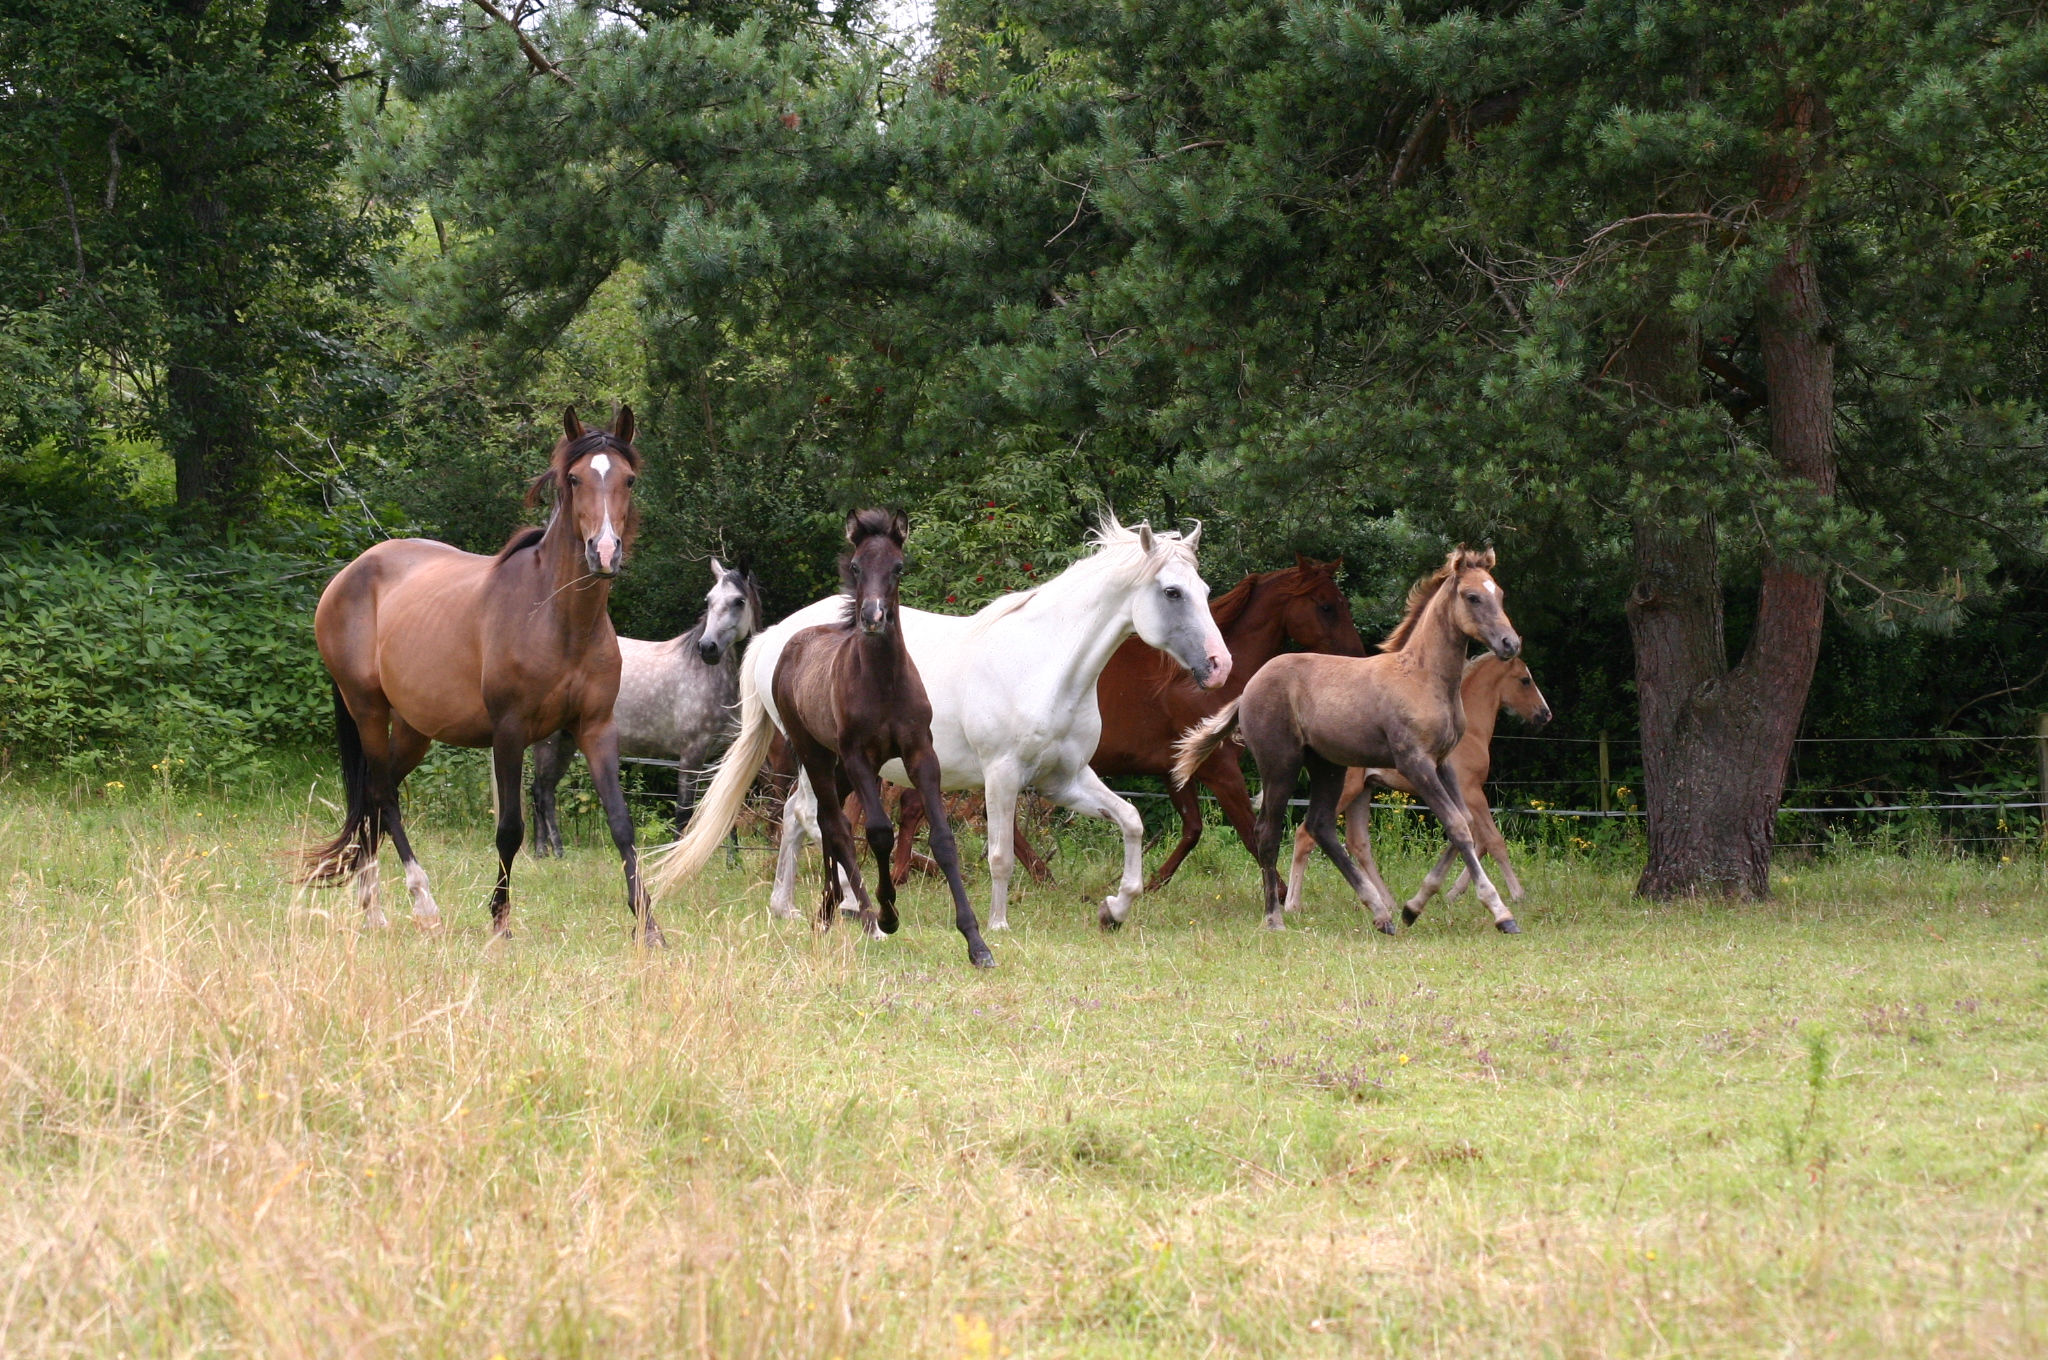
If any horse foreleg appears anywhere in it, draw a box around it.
[769,771,814,920]
[528,730,572,857]
[1284,821,1315,914]
[800,757,869,935]
[981,771,1021,931]
[906,748,993,969]
[579,720,664,947]
[487,727,525,937]
[842,751,898,939]
[1047,766,1145,931]
[1399,757,1517,933]
[383,717,441,927]
[1299,756,1394,934]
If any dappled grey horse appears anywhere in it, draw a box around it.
[529,559,761,855]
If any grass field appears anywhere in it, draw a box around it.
[3,768,2046,1358]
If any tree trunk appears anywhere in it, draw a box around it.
[1626,94,1835,899]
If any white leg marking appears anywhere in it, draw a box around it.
[356,860,386,928]
[404,860,441,924]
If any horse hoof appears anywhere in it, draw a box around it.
[411,912,443,931]
[1401,907,1421,926]
[1496,918,1521,935]
[1098,914,1125,933]
[969,946,996,970]
[879,915,900,936]
[986,918,1010,932]
[1263,916,1286,932]
[1377,920,1397,936]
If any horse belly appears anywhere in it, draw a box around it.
[374,580,493,745]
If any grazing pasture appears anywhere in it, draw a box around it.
[2,775,2045,1358]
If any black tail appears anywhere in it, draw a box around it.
[300,684,378,885]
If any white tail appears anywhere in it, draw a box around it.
[1170,699,1241,789]
[646,645,775,901]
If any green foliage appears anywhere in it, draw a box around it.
[0,515,331,782]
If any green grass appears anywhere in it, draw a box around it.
[2,770,2046,1357]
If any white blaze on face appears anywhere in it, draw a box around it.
[1482,579,1497,595]
[587,453,622,570]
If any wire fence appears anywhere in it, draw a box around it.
[586,733,2048,860]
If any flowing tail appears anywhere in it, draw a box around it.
[646,646,775,901]
[300,684,377,885]
[1170,699,1242,790]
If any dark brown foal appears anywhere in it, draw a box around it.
[773,510,994,968]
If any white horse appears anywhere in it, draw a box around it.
[528,559,761,852]
[649,518,1231,930]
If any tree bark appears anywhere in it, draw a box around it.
[1626,93,1835,899]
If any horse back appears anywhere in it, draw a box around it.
[1246,652,1460,771]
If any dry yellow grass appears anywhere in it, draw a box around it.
[2,779,2046,1357]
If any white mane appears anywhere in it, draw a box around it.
[968,516,1197,632]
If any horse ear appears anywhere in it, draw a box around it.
[612,403,635,443]
[844,511,862,545]
[563,406,585,443]
[710,557,727,580]
[889,510,909,544]
[1137,522,1156,555]
[1184,519,1202,551]
[1295,552,1312,572]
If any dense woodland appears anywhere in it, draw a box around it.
[3,0,2046,896]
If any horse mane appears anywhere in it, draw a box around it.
[493,526,547,562]
[966,515,1198,635]
[1380,544,1496,652]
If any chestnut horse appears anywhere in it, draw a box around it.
[301,407,661,944]
[1173,546,1523,934]
[890,556,1363,889]
[1283,654,1551,916]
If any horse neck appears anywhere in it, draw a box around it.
[1410,584,1473,696]
[1218,580,1291,684]
[1459,667,1505,746]
[997,565,1145,705]
[534,513,613,640]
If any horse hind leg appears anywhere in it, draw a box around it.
[769,771,815,921]
[1144,778,1206,893]
[528,730,572,857]
[843,753,899,938]
[383,716,442,927]
[1302,757,1395,934]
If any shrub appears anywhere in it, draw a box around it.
[0,521,333,783]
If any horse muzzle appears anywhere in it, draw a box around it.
[859,602,889,637]
[585,534,624,578]
[1530,703,1553,729]
[697,640,724,664]
[1194,647,1233,691]
[1491,632,1522,661]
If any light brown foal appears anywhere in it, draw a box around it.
[302,406,662,944]
[1173,546,1524,934]
[1283,654,1551,917]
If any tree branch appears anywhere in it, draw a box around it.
[466,0,575,86]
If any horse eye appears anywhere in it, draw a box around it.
[1465,592,1482,604]
[626,476,637,488]
[566,475,581,487]
[1164,585,1183,601]
[1319,602,1335,614]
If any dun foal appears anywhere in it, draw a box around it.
[302,407,661,943]
[1283,654,1552,917]
[1174,546,1524,934]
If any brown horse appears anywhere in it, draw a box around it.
[668,510,994,967]
[1172,546,1523,934]
[301,406,661,944]
[890,556,1364,889]
[1283,654,1552,916]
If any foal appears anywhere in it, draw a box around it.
[772,510,993,967]
[1173,546,1524,934]
[1283,654,1552,916]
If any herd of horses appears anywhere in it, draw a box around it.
[302,408,1551,967]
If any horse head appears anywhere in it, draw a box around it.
[1280,554,1367,656]
[536,405,640,579]
[697,558,759,664]
[1443,545,1520,661]
[1125,520,1232,690]
[1473,654,1552,728]
[842,508,908,638]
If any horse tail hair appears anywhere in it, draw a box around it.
[647,645,774,900]
[300,684,378,885]
[1170,699,1242,790]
